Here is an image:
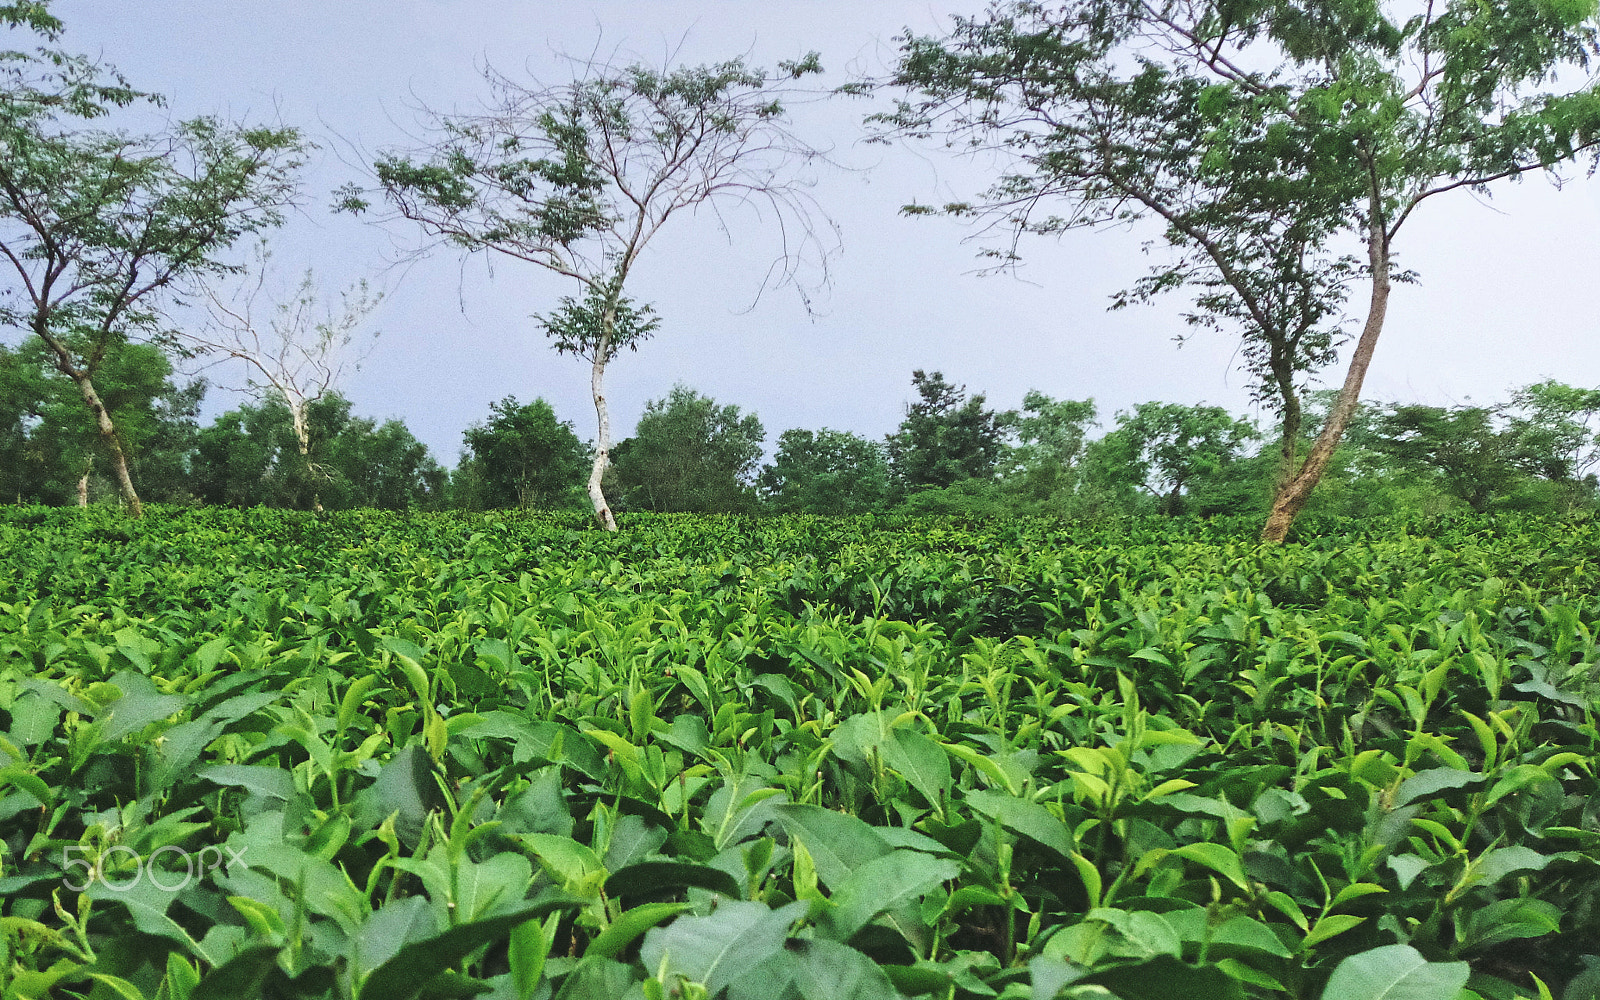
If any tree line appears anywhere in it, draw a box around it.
[4,1,1600,538]
[9,340,1597,525]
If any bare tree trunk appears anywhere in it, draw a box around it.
[76,461,90,508]
[298,441,323,514]
[1262,216,1390,543]
[35,325,143,517]
[70,371,144,518]
[588,353,618,531]
[1275,386,1303,494]
[287,398,324,513]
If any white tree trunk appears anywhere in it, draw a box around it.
[588,354,618,531]
[76,464,89,508]
[288,397,324,513]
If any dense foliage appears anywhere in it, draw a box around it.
[887,371,1011,492]
[760,429,893,515]
[191,394,445,512]
[456,398,588,513]
[608,385,766,515]
[881,0,1600,541]
[8,369,1600,524]
[2,509,1598,999]
[0,338,202,507]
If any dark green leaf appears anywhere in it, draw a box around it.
[605,861,742,901]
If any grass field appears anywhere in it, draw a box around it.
[1,507,1598,1000]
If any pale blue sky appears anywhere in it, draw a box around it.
[43,1,1600,462]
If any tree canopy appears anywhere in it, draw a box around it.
[884,0,1600,540]
[0,7,304,514]
[1086,402,1258,515]
[610,384,765,514]
[457,396,588,511]
[760,428,893,514]
[886,370,1011,491]
[192,392,443,511]
[345,52,832,529]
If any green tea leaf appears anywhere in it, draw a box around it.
[772,804,893,889]
[358,895,585,1000]
[1320,944,1469,1000]
[1082,954,1243,1000]
[606,861,742,901]
[820,850,960,942]
[639,899,805,996]
[880,727,952,809]
[585,902,687,959]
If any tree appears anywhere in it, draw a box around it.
[457,396,588,510]
[1000,390,1096,500]
[759,428,892,514]
[330,413,446,511]
[0,341,31,501]
[1369,404,1519,513]
[192,392,442,510]
[1503,379,1600,486]
[1084,402,1256,515]
[609,384,764,513]
[180,242,380,512]
[884,0,1600,542]
[886,370,1011,491]
[0,11,304,515]
[0,334,202,505]
[344,52,833,530]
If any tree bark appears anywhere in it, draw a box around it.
[33,320,145,516]
[1163,483,1183,516]
[1274,379,1303,494]
[76,461,90,508]
[587,353,618,531]
[70,370,144,518]
[1262,213,1390,543]
[289,402,324,513]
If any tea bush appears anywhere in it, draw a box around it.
[1,507,1596,999]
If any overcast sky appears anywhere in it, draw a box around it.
[43,1,1600,463]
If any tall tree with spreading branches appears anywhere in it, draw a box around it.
[180,243,381,512]
[341,53,835,530]
[882,0,1600,541]
[0,4,305,515]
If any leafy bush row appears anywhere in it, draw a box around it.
[0,508,1597,999]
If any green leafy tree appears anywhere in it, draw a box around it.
[883,0,1600,542]
[999,390,1096,501]
[1369,404,1520,513]
[193,394,326,509]
[1084,402,1257,515]
[886,370,1011,491]
[344,53,832,530]
[0,341,32,501]
[609,384,764,513]
[191,399,291,508]
[0,10,304,515]
[759,428,892,514]
[1503,379,1600,486]
[0,335,202,505]
[192,392,441,510]
[457,396,588,510]
[330,414,446,511]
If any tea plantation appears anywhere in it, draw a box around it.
[1,507,1598,1000]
